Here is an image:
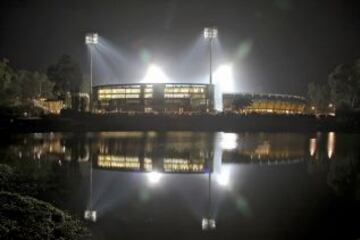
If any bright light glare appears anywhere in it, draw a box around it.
[84,210,97,222]
[214,64,234,93]
[220,132,238,150]
[85,33,98,44]
[141,64,169,83]
[216,169,230,187]
[204,27,218,39]
[202,218,216,230]
[147,171,162,184]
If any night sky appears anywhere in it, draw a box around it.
[1,0,360,95]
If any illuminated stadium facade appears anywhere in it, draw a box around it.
[223,93,306,114]
[93,83,213,113]
[93,83,306,114]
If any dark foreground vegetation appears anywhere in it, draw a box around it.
[0,164,90,240]
[0,192,89,240]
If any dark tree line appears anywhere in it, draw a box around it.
[0,55,83,110]
[47,54,83,97]
[308,58,360,113]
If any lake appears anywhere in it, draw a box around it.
[1,131,359,239]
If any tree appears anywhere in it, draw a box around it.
[0,59,20,105]
[15,70,54,100]
[307,82,330,113]
[328,61,360,110]
[47,55,83,97]
[33,71,54,99]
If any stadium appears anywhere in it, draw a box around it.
[223,93,306,114]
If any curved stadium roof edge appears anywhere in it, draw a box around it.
[94,83,212,88]
[223,92,306,101]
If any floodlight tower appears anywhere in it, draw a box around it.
[203,27,218,112]
[85,33,98,111]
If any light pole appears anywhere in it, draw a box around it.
[85,33,98,112]
[203,27,218,112]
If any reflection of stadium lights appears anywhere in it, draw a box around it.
[309,138,317,157]
[202,218,216,230]
[147,171,162,184]
[216,169,230,187]
[84,210,97,222]
[220,133,238,150]
[214,64,234,94]
[141,64,169,83]
[327,132,335,159]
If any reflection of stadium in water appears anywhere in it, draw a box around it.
[7,132,338,173]
[95,132,213,173]
[221,133,310,164]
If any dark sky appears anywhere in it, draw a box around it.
[1,0,360,95]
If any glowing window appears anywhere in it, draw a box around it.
[126,94,140,98]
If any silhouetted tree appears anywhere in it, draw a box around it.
[307,82,330,113]
[0,59,20,105]
[17,70,54,100]
[47,54,83,97]
[328,60,360,110]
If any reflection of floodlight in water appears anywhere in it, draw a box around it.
[84,152,96,222]
[202,218,216,230]
[147,171,162,184]
[216,168,230,187]
[309,138,317,157]
[220,133,238,150]
[327,132,335,159]
[141,64,169,83]
[214,64,234,93]
[84,210,97,222]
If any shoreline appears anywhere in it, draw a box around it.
[1,113,359,133]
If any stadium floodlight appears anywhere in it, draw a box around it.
[85,33,98,111]
[147,171,162,184]
[85,33,98,44]
[141,64,169,83]
[203,27,218,111]
[203,27,218,39]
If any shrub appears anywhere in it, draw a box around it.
[0,192,90,240]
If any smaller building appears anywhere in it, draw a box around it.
[34,98,64,114]
[223,93,306,114]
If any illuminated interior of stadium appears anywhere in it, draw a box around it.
[223,93,306,114]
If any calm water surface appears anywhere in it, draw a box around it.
[1,131,359,239]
